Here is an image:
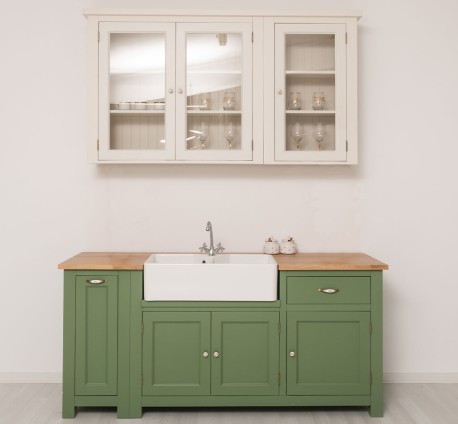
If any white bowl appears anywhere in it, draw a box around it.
[131,102,147,110]
[118,102,130,110]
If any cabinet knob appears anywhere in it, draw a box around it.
[168,88,174,94]
[318,288,339,294]
[213,351,220,358]
[178,88,183,94]
[202,352,209,358]
[87,279,106,284]
[289,351,296,358]
[278,90,283,95]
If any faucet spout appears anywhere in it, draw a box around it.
[206,222,214,253]
[199,221,225,257]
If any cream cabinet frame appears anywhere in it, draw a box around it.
[263,16,358,164]
[86,11,359,165]
[89,15,260,164]
[98,22,176,161]
[175,22,254,162]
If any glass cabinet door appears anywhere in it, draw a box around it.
[176,23,253,161]
[98,23,175,161]
[274,24,347,162]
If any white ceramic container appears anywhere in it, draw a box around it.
[280,239,297,254]
[263,241,280,255]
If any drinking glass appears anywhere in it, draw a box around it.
[224,122,236,149]
[198,121,208,149]
[199,93,211,110]
[223,91,236,110]
[312,92,326,110]
[312,122,327,149]
[288,92,302,110]
[290,122,304,150]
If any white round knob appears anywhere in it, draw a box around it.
[178,89,183,94]
[168,88,174,94]
[289,351,296,358]
[202,352,209,358]
[213,351,220,358]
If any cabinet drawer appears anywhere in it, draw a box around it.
[287,276,370,304]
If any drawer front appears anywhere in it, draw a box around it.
[287,276,370,304]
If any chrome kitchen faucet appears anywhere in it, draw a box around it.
[199,221,225,257]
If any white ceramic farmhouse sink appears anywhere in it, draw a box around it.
[144,254,278,301]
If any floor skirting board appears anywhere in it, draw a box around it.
[383,373,458,383]
[0,373,61,383]
[1,373,458,384]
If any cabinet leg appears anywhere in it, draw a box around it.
[62,400,76,419]
[129,405,143,419]
[117,403,129,419]
[369,401,384,417]
[117,399,142,419]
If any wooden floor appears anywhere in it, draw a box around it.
[0,383,457,423]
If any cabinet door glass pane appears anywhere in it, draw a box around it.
[109,33,166,151]
[285,34,335,152]
[185,32,242,152]
[275,24,346,162]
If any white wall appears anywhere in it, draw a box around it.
[1,0,457,379]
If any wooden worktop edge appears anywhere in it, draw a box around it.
[58,252,388,271]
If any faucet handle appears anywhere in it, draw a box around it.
[199,243,208,252]
[216,243,225,253]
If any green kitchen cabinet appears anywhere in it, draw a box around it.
[280,270,384,417]
[74,274,118,396]
[142,311,280,397]
[61,261,384,418]
[211,312,279,395]
[62,270,143,419]
[142,312,211,396]
[286,311,370,396]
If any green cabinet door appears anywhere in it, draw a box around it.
[142,312,211,396]
[287,311,370,396]
[74,275,118,396]
[211,312,279,395]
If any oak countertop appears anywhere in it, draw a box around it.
[58,252,388,271]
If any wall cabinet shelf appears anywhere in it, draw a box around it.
[110,111,165,115]
[87,11,359,164]
[286,110,335,115]
[186,111,241,116]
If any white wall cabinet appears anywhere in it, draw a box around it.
[87,11,359,164]
[96,20,254,163]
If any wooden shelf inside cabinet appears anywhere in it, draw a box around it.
[286,110,335,116]
[110,110,165,115]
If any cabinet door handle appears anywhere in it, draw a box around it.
[277,89,283,95]
[202,351,209,358]
[213,351,220,358]
[318,288,339,294]
[289,351,296,358]
[178,88,183,94]
[86,279,106,284]
[168,88,174,94]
